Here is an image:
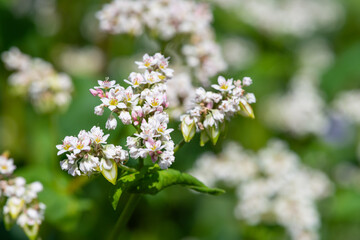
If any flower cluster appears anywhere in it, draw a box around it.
[210,0,344,37]
[90,53,175,169]
[264,80,328,137]
[263,40,332,137]
[57,126,128,184]
[180,76,255,145]
[190,140,332,240]
[333,90,360,125]
[332,90,360,162]
[0,153,45,240]
[96,0,227,85]
[2,47,73,113]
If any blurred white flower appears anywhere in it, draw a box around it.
[96,0,227,85]
[190,140,332,240]
[0,156,16,175]
[210,0,344,37]
[0,154,45,239]
[2,47,73,113]
[333,90,360,125]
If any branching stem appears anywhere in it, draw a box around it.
[109,193,141,240]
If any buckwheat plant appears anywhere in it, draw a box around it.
[2,47,73,113]
[57,53,255,239]
[0,153,45,240]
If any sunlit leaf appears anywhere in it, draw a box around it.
[111,166,225,210]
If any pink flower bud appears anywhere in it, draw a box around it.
[90,89,98,96]
[97,89,105,98]
[131,111,138,120]
[206,102,213,109]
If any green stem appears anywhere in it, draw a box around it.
[118,164,137,173]
[109,158,145,240]
[138,158,144,170]
[174,139,185,153]
[109,194,141,240]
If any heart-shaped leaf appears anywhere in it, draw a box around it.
[111,166,224,210]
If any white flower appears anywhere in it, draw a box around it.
[246,93,256,104]
[144,70,162,84]
[242,77,252,86]
[79,155,99,174]
[106,114,117,130]
[5,177,26,197]
[211,76,235,92]
[119,111,132,125]
[203,114,216,128]
[17,204,45,227]
[72,135,91,155]
[4,197,24,220]
[95,77,117,90]
[2,47,73,113]
[101,88,126,111]
[94,104,105,116]
[146,94,163,108]
[145,139,163,152]
[89,126,109,144]
[124,72,145,88]
[212,109,224,122]
[124,86,139,103]
[190,140,332,240]
[135,53,156,69]
[126,137,139,148]
[0,156,16,175]
[159,151,175,169]
[24,182,43,203]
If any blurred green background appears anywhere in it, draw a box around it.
[1,0,360,239]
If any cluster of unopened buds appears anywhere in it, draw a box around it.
[180,76,256,146]
[0,153,45,239]
[2,47,73,113]
[89,53,175,170]
[57,126,129,184]
[96,0,227,85]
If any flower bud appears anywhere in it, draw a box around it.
[181,116,196,142]
[94,105,104,116]
[239,100,255,119]
[200,130,209,147]
[119,111,132,125]
[242,77,252,86]
[6,197,25,220]
[203,114,216,128]
[23,223,40,240]
[206,125,220,145]
[89,88,98,96]
[100,158,118,185]
[106,114,117,130]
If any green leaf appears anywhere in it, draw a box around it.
[111,166,225,210]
